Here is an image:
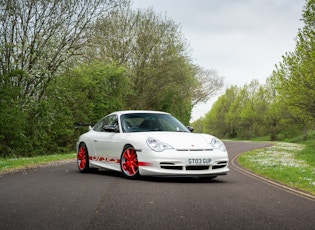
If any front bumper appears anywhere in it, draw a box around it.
[138,148,229,177]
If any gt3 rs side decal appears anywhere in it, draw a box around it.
[89,156,120,164]
[89,155,151,166]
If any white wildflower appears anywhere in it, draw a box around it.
[250,143,308,168]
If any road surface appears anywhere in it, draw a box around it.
[0,141,314,230]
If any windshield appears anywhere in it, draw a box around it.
[120,113,189,133]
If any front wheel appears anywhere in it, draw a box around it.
[120,145,140,179]
[77,143,90,173]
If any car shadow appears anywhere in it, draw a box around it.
[92,169,226,184]
[141,176,225,184]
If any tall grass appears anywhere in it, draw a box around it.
[238,141,315,195]
[0,153,76,173]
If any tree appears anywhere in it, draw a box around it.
[203,86,239,138]
[0,0,128,156]
[264,74,300,141]
[42,62,129,152]
[204,80,271,139]
[203,96,227,137]
[200,0,315,140]
[0,70,28,157]
[237,80,269,139]
[89,7,195,111]
[275,0,315,122]
[86,6,221,123]
[192,67,224,106]
[224,86,242,138]
[0,0,127,102]
[272,0,315,139]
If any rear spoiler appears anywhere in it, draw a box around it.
[74,122,94,129]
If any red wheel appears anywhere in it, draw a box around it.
[77,143,90,173]
[120,145,140,179]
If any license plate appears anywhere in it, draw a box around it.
[187,158,211,165]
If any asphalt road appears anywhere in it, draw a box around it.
[0,141,314,230]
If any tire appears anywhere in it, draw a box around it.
[77,143,90,173]
[120,145,140,179]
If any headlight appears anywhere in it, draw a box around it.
[210,137,227,152]
[147,137,173,152]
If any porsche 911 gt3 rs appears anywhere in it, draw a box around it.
[76,110,229,179]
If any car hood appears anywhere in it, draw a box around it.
[132,132,215,150]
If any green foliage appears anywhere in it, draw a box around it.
[0,71,28,157]
[2,0,315,159]
[43,62,130,149]
[203,81,270,139]
[0,0,124,101]
[201,77,312,141]
[0,0,131,157]
[203,94,229,137]
[274,0,315,123]
[0,1,206,157]
[298,138,315,167]
[0,62,130,157]
[62,62,130,122]
[191,118,204,133]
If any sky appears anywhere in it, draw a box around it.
[131,0,305,121]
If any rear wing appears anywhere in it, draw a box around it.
[74,122,94,130]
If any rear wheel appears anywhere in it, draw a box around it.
[77,143,90,173]
[120,145,140,179]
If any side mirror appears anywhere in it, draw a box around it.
[103,125,119,133]
[187,126,194,132]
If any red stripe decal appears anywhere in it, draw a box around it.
[138,162,152,166]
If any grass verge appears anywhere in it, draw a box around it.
[0,153,76,174]
[238,141,315,196]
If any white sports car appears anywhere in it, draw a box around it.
[76,110,229,179]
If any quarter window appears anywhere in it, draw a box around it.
[93,115,118,132]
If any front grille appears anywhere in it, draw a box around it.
[159,161,227,171]
[186,166,209,170]
[160,162,183,170]
[160,165,183,170]
[212,165,226,169]
[212,161,228,169]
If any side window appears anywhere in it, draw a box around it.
[93,119,105,132]
[93,115,118,132]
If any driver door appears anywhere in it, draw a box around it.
[92,115,122,168]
